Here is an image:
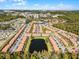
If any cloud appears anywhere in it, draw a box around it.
[0,0,6,2]
[51,3,74,10]
[34,4,39,7]
[30,3,74,10]
[10,0,27,9]
[30,4,49,10]
[7,0,74,10]
[13,0,26,6]
[13,0,24,2]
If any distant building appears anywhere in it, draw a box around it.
[52,14,63,18]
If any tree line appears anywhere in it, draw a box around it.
[53,11,79,36]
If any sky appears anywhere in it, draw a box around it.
[0,0,79,10]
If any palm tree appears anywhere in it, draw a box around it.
[5,52,10,59]
[63,52,69,59]
[68,52,72,59]
[17,52,21,59]
[13,52,21,59]
[23,51,28,59]
[71,52,77,59]
[0,52,5,59]
[13,52,18,59]
[52,53,59,59]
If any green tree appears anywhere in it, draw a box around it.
[5,52,10,59]
[71,52,77,59]
[63,52,69,59]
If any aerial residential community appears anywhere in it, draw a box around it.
[0,10,79,59]
[0,0,79,59]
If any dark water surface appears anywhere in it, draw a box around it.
[29,39,48,53]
